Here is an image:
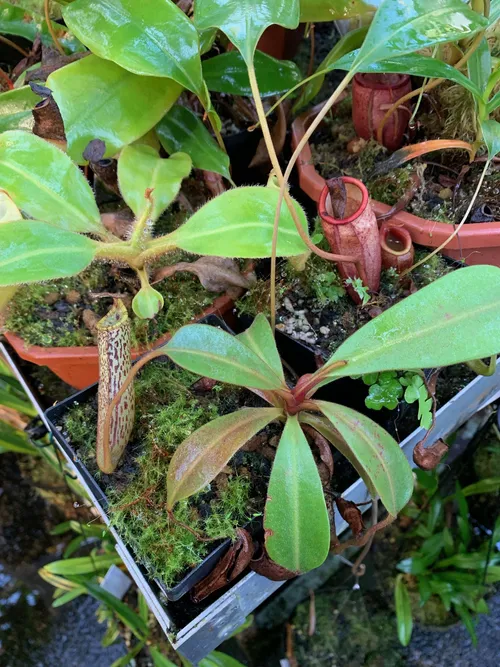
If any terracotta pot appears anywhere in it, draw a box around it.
[4,294,234,390]
[380,222,414,273]
[352,73,412,151]
[291,107,500,268]
[318,176,381,302]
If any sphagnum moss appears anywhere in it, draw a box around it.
[63,361,260,587]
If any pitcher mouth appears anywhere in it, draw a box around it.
[381,225,413,256]
[354,72,411,91]
[318,176,369,226]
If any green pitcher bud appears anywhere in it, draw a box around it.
[132,285,164,319]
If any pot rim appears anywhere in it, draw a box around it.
[318,176,369,226]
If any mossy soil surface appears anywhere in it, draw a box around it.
[309,93,500,226]
[3,208,219,349]
[237,244,475,440]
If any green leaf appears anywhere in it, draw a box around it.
[81,582,148,640]
[318,266,500,383]
[194,0,300,66]
[63,536,86,559]
[48,55,182,164]
[111,642,146,667]
[468,37,491,94]
[427,496,443,534]
[335,51,482,101]
[396,556,429,575]
[202,50,301,97]
[0,86,38,133]
[0,386,36,416]
[299,0,378,22]
[294,26,368,112]
[156,105,230,180]
[166,323,287,389]
[51,586,86,608]
[436,553,500,570]
[237,314,285,384]
[350,0,488,73]
[0,422,38,455]
[44,554,122,575]
[454,604,477,645]
[118,146,191,221]
[312,401,414,515]
[0,131,103,235]
[395,574,413,646]
[480,119,500,159]
[167,407,282,507]
[264,415,330,573]
[0,221,97,286]
[149,648,177,667]
[364,374,403,411]
[169,186,309,258]
[461,477,500,497]
[199,652,247,667]
[63,0,206,100]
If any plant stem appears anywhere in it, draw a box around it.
[95,242,143,267]
[403,159,490,275]
[0,35,29,58]
[130,199,153,248]
[138,234,178,264]
[44,0,65,56]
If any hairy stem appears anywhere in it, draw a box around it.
[403,159,490,275]
[129,197,153,248]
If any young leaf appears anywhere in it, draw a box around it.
[264,415,330,573]
[237,314,285,384]
[350,0,488,73]
[312,401,414,516]
[0,86,38,133]
[0,131,103,234]
[156,105,231,180]
[0,221,97,286]
[480,119,500,159]
[168,186,309,258]
[335,51,482,101]
[48,55,182,163]
[63,0,206,100]
[318,266,500,384]
[395,574,413,646]
[117,145,191,221]
[194,0,300,65]
[165,324,287,389]
[167,407,283,508]
[468,36,491,94]
[202,50,302,97]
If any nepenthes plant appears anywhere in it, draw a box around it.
[100,265,500,573]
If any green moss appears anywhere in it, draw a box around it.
[63,361,259,588]
[5,209,219,348]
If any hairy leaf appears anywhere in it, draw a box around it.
[165,324,287,389]
[48,55,182,163]
[118,145,191,221]
[265,415,330,573]
[0,221,97,286]
[194,0,300,65]
[313,401,414,515]
[156,105,231,180]
[237,314,285,383]
[318,266,500,383]
[335,51,482,101]
[351,0,487,73]
[63,0,206,99]
[168,186,309,257]
[0,86,38,133]
[203,50,301,97]
[167,407,282,507]
[395,574,413,646]
[0,131,103,234]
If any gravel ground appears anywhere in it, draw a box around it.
[32,596,127,667]
[407,589,500,667]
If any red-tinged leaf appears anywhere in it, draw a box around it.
[312,401,414,516]
[165,324,286,390]
[236,314,285,384]
[167,407,283,508]
[264,415,330,573]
